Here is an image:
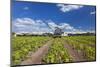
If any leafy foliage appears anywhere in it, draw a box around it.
[64,36,96,61]
[42,38,72,63]
[12,36,96,65]
[12,36,51,65]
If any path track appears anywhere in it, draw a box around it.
[20,38,87,65]
[21,40,53,65]
[62,39,86,62]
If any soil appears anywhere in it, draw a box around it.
[20,40,53,65]
[20,38,88,65]
[62,39,87,62]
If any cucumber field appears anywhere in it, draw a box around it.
[12,36,96,66]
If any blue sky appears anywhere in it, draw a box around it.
[12,1,96,33]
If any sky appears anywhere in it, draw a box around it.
[12,1,96,33]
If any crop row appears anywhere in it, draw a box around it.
[12,36,51,65]
[42,38,72,63]
[63,36,96,61]
[66,36,96,45]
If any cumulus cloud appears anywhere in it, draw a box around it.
[57,4,83,12]
[14,18,35,26]
[47,20,58,30]
[90,11,96,15]
[47,20,77,32]
[12,18,51,33]
[24,6,29,10]
[59,23,74,29]
[12,18,79,33]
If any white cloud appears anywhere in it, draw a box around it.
[47,20,58,30]
[57,4,83,12]
[59,23,74,30]
[12,18,83,33]
[12,18,51,33]
[24,6,29,10]
[90,11,96,15]
[47,20,77,32]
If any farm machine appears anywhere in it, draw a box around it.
[46,21,66,38]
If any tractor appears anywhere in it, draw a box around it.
[45,21,66,38]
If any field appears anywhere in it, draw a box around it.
[12,35,96,66]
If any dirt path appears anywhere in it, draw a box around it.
[62,39,86,62]
[20,40,53,65]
